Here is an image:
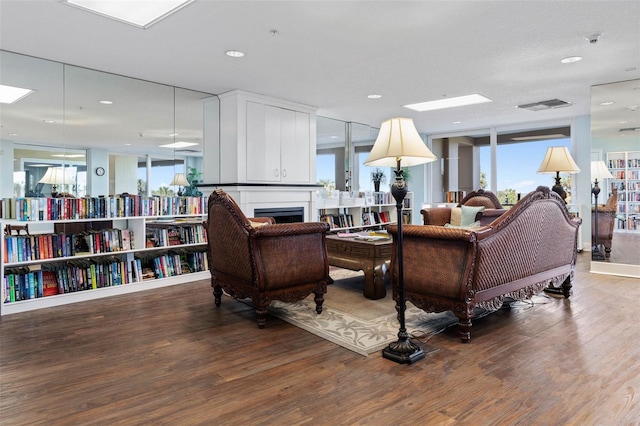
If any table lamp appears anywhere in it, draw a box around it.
[170,173,190,196]
[39,166,71,198]
[537,146,581,202]
[364,117,436,364]
[591,160,614,260]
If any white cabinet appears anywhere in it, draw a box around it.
[246,102,310,183]
[219,90,316,184]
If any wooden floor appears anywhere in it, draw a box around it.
[1,253,639,425]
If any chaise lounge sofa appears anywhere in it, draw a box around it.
[386,186,582,342]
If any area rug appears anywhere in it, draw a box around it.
[266,268,463,356]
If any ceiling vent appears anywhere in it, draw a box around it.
[517,99,572,111]
[175,149,201,153]
[619,127,640,133]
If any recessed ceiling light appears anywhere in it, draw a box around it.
[8,133,18,136]
[99,100,113,105]
[0,84,34,104]
[226,50,245,58]
[618,121,629,124]
[159,141,199,149]
[452,121,462,124]
[43,120,56,124]
[561,56,583,64]
[168,133,179,137]
[330,136,338,139]
[61,0,193,29]
[600,101,615,106]
[368,94,382,99]
[404,94,492,112]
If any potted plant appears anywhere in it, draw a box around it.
[371,168,387,192]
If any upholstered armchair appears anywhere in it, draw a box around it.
[206,189,330,327]
[421,189,507,227]
[592,187,618,259]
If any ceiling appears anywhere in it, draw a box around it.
[1,0,639,148]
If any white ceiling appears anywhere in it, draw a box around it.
[1,0,639,148]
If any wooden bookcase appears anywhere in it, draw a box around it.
[607,151,640,233]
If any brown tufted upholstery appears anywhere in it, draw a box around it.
[206,189,330,327]
[389,186,581,343]
[591,187,617,259]
[421,189,508,227]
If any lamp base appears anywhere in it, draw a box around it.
[592,245,606,261]
[382,329,429,364]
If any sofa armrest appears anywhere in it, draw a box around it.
[420,207,452,226]
[253,221,330,238]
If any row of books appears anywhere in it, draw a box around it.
[361,211,392,226]
[609,158,640,169]
[3,249,209,303]
[1,195,207,221]
[610,170,640,180]
[2,228,135,264]
[145,223,208,248]
[319,214,354,229]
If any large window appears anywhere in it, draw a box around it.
[480,136,573,204]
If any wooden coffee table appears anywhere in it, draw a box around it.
[325,234,393,300]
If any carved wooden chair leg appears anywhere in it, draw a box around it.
[255,306,268,328]
[314,292,325,314]
[458,318,472,343]
[561,274,573,298]
[213,284,223,307]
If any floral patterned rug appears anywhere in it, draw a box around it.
[267,270,462,356]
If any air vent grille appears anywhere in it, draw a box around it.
[517,99,572,111]
[175,149,201,153]
[619,127,640,133]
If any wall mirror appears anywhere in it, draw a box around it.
[590,78,640,278]
[0,50,218,202]
[316,116,347,193]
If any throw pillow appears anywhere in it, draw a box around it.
[249,220,268,228]
[461,205,485,226]
[444,221,481,229]
[450,207,462,226]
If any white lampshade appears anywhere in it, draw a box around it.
[364,117,437,167]
[537,146,581,174]
[591,160,614,180]
[170,173,189,186]
[39,166,73,185]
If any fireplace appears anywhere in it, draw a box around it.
[254,207,304,223]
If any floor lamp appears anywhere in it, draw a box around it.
[536,146,581,202]
[591,160,614,261]
[364,117,436,364]
[537,146,580,296]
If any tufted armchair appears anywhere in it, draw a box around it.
[206,189,330,327]
[421,189,508,227]
[592,187,618,259]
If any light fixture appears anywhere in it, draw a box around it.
[39,166,73,198]
[404,94,492,112]
[561,56,583,64]
[536,146,581,201]
[0,84,34,104]
[61,0,193,29]
[590,160,614,261]
[364,117,437,364]
[170,173,190,197]
[159,141,198,149]
[225,50,245,58]
[99,100,113,105]
[368,94,382,99]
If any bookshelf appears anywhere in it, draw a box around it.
[1,195,209,315]
[318,192,413,232]
[607,151,640,233]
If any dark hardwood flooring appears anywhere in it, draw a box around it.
[1,253,639,425]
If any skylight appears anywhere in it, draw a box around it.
[404,94,492,112]
[0,84,34,104]
[61,0,193,29]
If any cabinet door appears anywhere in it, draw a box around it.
[280,111,311,183]
[246,102,281,182]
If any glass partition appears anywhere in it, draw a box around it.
[590,79,640,278]
[0,50,217,203]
